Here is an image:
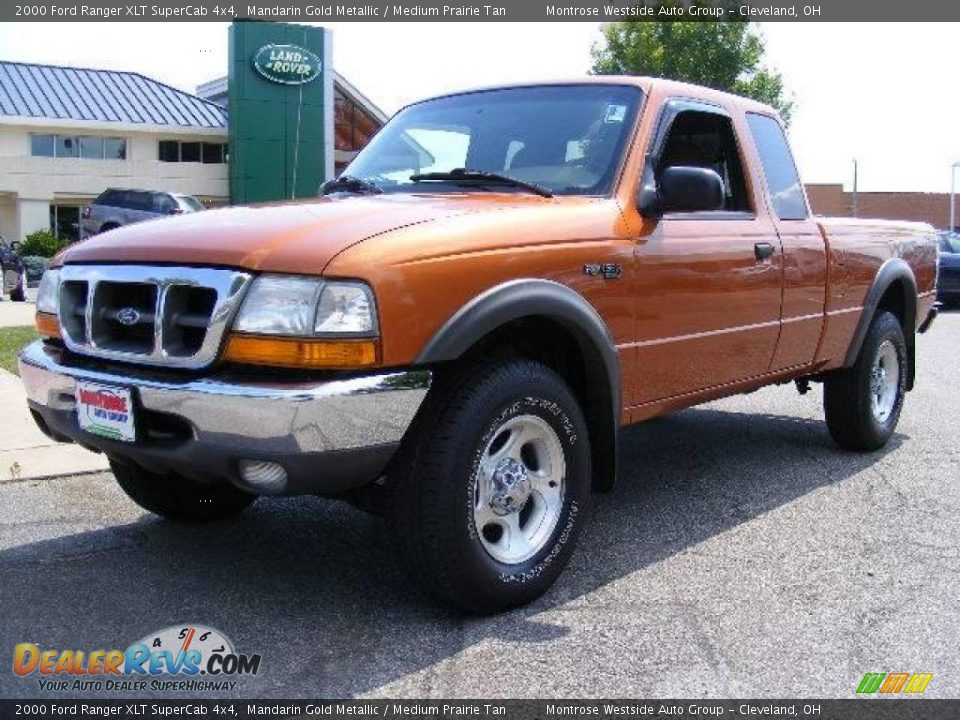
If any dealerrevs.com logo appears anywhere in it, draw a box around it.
[13,625,262,693]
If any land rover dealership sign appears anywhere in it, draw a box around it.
[253,44,321,85]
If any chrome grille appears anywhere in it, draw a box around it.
[57,265,252,369]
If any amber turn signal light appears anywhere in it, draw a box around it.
[223,334,377,369]
[35,312,60,339]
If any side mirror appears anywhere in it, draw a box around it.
[9,241,21,253]
[658,166,725,214]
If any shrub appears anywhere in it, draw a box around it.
[20,256,49,285]
[20,229,64,258]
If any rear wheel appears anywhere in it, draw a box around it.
[110,459,256,522]
[387,359,591,614]
[824,311,907,451]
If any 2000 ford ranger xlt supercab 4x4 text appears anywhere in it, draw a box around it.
[20,78,939,613]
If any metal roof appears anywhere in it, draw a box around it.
[0,61,227,129]
[196,71,388,124]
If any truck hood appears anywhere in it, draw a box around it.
[59,194,552,274]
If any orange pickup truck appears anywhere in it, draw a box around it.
[20,77,939,613]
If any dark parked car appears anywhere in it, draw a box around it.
[0,234,26,301]
[81,188,205,236]
[937,232,960,306]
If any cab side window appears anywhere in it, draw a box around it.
[657,110,750,213]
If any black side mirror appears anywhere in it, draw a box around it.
[658,166,725,214]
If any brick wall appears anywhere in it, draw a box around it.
[805,183,956,231]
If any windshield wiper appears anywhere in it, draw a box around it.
[320,175,382,195]
[409,168,553,198]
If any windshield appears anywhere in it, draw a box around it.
[176,195,205,212]
[174,195,203,212]
[342,84,643,196]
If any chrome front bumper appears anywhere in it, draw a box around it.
[18,340,430,495]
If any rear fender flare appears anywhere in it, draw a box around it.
[843,257,917,388]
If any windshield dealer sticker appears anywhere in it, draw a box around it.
[604,104,627,123]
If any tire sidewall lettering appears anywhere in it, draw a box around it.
[463,391,585,587]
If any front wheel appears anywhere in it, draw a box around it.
[824,311,907,451]
[387,359,591,614]
[110,460,256,522]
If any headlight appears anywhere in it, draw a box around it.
[36,269,61,315]
[314,281,377,335]
[233,275,377,337]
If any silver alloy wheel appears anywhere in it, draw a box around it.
[869,340,900,424]
[473,414,566,565]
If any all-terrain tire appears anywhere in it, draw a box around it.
[387,359,591,614]
[110,459,256,522]
[824,311,907,451]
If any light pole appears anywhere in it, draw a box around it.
[852,158,858,217]
[951,162,960,233]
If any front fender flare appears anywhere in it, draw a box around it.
[416,279,621,491]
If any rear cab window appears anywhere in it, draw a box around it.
[746,113,808,220]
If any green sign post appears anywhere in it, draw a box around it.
[228,21,332,204]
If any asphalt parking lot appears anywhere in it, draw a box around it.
[1,311,957,700]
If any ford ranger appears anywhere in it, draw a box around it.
[19,78,939,613]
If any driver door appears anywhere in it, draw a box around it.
[632,100,783,405]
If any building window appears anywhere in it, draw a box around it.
[202,142,224,164]
[180,142,201,163]
[31,134,126,160]
[159,140,179,162]
[79,136,103,159]
[104,137,127,160]
[334,89,382,154]
[49,205,80,244]
[159,140,227,163]
[56,135,78,158]
[31,134,55,157]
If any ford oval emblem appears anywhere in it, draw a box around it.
[116,307,141,326]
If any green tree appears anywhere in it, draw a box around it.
[591,17,794,124]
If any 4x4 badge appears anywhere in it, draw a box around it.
[583,263,622,280]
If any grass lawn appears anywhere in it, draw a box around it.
[0,326,37,375]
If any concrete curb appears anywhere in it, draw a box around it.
[0,467,109,486]
[0,366,111,481]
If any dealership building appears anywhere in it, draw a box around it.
[0,21,385,245]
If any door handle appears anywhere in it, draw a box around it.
[754,242,776,261]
